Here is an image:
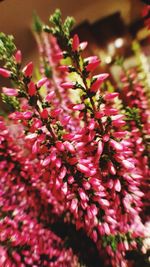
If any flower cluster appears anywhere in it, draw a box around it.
[117,66,150,223]
[0,118,79,267]
[0,9,149,267]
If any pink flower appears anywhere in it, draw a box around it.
[77,163,89,174]
[53,51,64,60]
[15,50,22,64]
[72,34,79,51]
[50,108,61,117]
[28,81,36,96]
[46,91,55,102]
[36,77,48,88]
[122,160,135,170]
[40,109,49,119]
[114,179,121,192]
[41,156,51,166]
[0,68,11,78]
[23,62,33,77]
[109,139,123,151]
[61,82,75,89]
[58,65,69,72]
[79,41,88,50]
[72,103,85,111]
[104,92,119,100]
[70,198,78,212]
[84,56,100,72]
[22,111,33,119]
[2,87,18,96]
[90,73,109,92]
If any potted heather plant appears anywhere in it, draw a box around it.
[0,9,149,267]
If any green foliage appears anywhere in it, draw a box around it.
[125,107,142,128]
[1,94,20,111]
[115,56,124,67]
[43,9,75,51]
[0,33,16,70]
[32,12,43,33]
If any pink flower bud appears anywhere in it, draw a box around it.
[36,77,48,88]
[103,134,110,142]
[59,166,67,179]
[46,91,55,102]
[113,131,128,138]
[28,81,36,96]
[42,156,51,166]
[56,141,65,151]
[58,65,69,72]
[114,179,121,192]
[64,141,75,153]
[68,176,74,184]
[63,133,74,141]
[95,111,105,119]
[22,111,33,119]
[53,51,64,60]
[88,119,95,130]
[98,223,105,235]
[112,120,126,127]
[25,133,37,140]
[0,68,11,78]
[108,161,116,175]
[72,103,85,111]
[32,140,39,154]
[103,222,110,235]
[82,180,91,190]
[104,92,119,100]
[15,50,22,64]
[60,115,71,126]
[86,59,100,72]
[12,251,21,262]
[95,140,103,161]
[61,82,75,89]
[23,62,33,77]
[61,182,68,195]
[91,73,109,92]
[72,34,79,51]
[40,108,48,119]
[79,41,88,50]
[99,198,109,207]
[70,198,78,212]
[79,189,88,201]
[91,230,98,242]
[50,108,61,117]
[2,87,18,96]
[122,160,135,170]
[104,108,118,116]
[109,139,123,151]
[77,163,89,174]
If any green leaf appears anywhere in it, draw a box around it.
[32,12,43,33]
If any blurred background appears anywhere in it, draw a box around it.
[0,0,149,84]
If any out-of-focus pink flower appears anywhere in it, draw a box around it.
[0,68,11,78]
[61,81,75,89]
[36,77,48,88]
[2,87,18,96]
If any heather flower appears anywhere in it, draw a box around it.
[0,68,11,78]
[2,87,18,96]
[15,50,22,64]
[0,10,149,267]
[22,61,34,77]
